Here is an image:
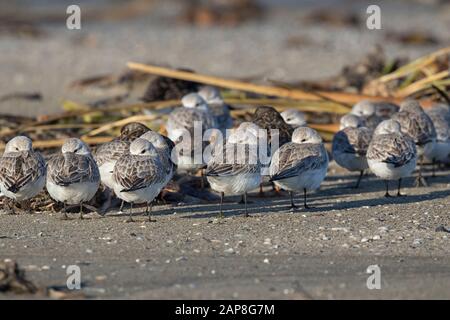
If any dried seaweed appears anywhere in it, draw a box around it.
[178,0,264,27]
[0,92,42,102]
[141,68,200,102]
[0,260,37,294]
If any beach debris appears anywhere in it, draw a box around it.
[178,0,264,27]
[303,9,360,27]
[0,92,42,103]
[435,225,450,233]
[141,69,200,102]
[385,30,440,46]
[0,259,38,294]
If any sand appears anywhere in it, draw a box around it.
[1,164,450,299]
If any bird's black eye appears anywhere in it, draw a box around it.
[301,139,306,142]
[141,150,146,154]
[15,147,19,151]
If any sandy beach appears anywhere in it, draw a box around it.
[1,163,450,299]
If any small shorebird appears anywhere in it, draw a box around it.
[94,122,150,212]
[332,115,372,188]
[392,100,436,186]
[351,100,382,131]
[367,119,417,197]
[47,138,100,219]
[198,85,233,132]
[113,138,165,222]
[281,109,307,129]
[0,136,46,212]
[141,68,199,102]
[425,104,450,171]
[269,127,328,211]
[95,122,150,192]
[167,93,217,176]
[140,130,175,187]
[339,114,363,130]
[252,106,293,148]
[373,101,399,120]
[206,129,261,217]
[252,106,293,195]
[166,93,217,143]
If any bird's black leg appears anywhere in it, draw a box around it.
[119,200,125,213]
[397,178,405,197]
[289,191,298,212]
[218,192,224,218]
[146,201,155,222]
[61,201,69,220]
[303,188,310,209]
[127,202,134,223]
[79,202,84,219]
[244,192,249,217]
[258,184,264,197]
[200,169,205,190]
[384,180,392,197]
[353,170,364,189]
[415,156,428,187]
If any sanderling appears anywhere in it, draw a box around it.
[281,109,307,129]
[94,122,150,211]
[425,104,450,170]
[166,93,217,143]
[332,115,372,188]
[206,129,261,217]
[95,123,150,190]
[167,93,217,176]
[269,127,328,211]
[113,138,165,222]
[47,138,100,219]
[391,99,436,186]
[339,114,364,130]
[252,106,293,148]
[117,122,151,142]
[0,136,46,212]
[367,119,417,197]
[141,68,199,102]
[351,100,382,131]
[373,101,399,120]
[140,130,175,187]
[198,85,233,132]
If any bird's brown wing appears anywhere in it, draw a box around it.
[113,155,163,192]
[206,143,260,177]
[367,133,416,167]
[0,151,46,193]
[48,153,99,186]
[270,143,327,181]
[94,139,129,166]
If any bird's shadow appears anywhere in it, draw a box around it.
[172,174,450,219]
[100,170,450,220]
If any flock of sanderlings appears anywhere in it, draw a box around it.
[0,85,449,221]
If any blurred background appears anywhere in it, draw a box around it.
[0,0,449,116]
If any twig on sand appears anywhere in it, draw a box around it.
[0,100,178,138]
[83,114,158,138]
[227,98,350,114]
[127,62,404,105]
